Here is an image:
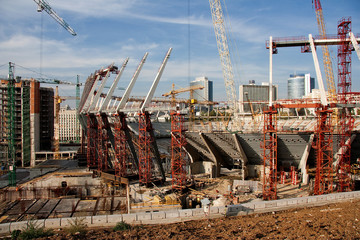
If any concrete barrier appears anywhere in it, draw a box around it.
[107,214,123,224]
[151,211,166,220]
[44,218,61,229]
[179,209,193,217]
[191,208,204,216]
[0,190,359,235]
[136,213,152,221]
[165,210,179,218]
[122,213,137,223]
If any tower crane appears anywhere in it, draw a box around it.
[313,0,336,103]
[33,0,77,36]
[162,83,204,106]
[163,84,204,128]
[209,0,239,130]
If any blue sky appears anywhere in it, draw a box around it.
[0,0,359,105]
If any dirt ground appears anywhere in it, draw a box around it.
[38,199,360,240]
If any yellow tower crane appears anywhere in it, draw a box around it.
[209,0,239,131]
[162,83,204,127]
[313,0,336,103]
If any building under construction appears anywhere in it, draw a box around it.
[0,79,54,168]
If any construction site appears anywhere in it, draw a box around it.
[0,0,360,238]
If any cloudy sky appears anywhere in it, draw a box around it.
[0,0,359,104]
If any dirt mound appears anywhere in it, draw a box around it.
[38,199,360,239]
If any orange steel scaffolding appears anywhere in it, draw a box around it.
[138,112,153,185]
[262,106,278,200]
[97,114,109,172]
[114,113,127,178]
[337,17,354,192]
[171,112,187,189]
[86,115,98,168]
[313,106,334,195]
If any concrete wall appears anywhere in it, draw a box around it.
[0,191,359,235]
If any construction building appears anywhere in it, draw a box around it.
[238,81,278,114]
[0,79,54,168]
[288,73,315,99]
[59,105,81,143]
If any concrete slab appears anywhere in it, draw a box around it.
[24,199,48,214]
[242,203,255,210]
[122,213,137,223]
[76,200,96,212]
[81,216,93,226]
[287,198,298,205]
[151,211,166,220]
[107,214,123,224]
[0,223,10,234]
[9,221,26,232]
[254,202,266,209]
[44,218,61,229]
[92,215,107,225]
[136,213,152,221]
[265,201,277,208]
[179,209,193,217]
[59,217,75,228]
[275,199,288,207]
[307,196,319,203]
[326,194,337,201]
[297,197,308,205]
[54,198,79,214]
[6,200,34,215]
[191,208,204,216]
[165,210,179,218]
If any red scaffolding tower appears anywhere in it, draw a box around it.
[337,17,354,192]
[86,115,98,168]
[114,113,128,178]
[313,106,334,195]
[97,114,109,172]
[138,112,153,185]
[262,106,278,200]
[171,112,187,189]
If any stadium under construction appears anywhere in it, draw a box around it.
[0,0,360,230]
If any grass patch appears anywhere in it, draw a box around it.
[113,221,131,231]
[16,221,53,240]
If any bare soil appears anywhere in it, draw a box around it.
[39,199,360,240]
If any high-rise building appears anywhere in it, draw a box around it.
[59,105,81,143]
[287,73,315,99]
[0,79,54,167]
[190,76,213,102]
[239,81,278,113]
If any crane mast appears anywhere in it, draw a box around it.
[313,0,336,103]
[209,0,238,127]
[34,0,77,36]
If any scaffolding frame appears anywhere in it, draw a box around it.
[337,17,354,192]
[313,106,333,195]
[86,115,98,168]
[114,113,127,178]
[262,106,278,200]
[97,114,109,172]
[171,112,187,189]
[138,112,153,185]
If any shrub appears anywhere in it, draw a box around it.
[64,217,88,237]
[113,221,131,231]
[18,221,53,240]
